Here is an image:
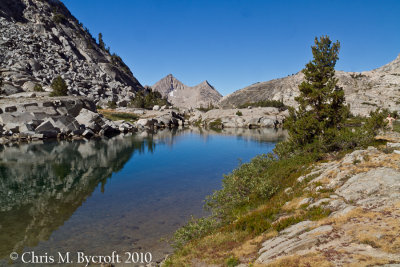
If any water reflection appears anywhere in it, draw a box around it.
[0,134,153,261]
[0,128,286,264]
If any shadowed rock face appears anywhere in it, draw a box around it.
[0,0,27,22]
[0,134,151,260]
[152,74,222,108]
[0,0,143,106]
[220,54,400,116]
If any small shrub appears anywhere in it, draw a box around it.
[226,256,240,267]
[236,110,243,116]
[198,103,217,112]
[50,76,68,96]
[107,101,117,109]
[111,53,131,74]
[34,84,44,92]
[53,13,66,24]
[172,217,218,249]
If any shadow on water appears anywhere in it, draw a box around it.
[0,128,286,264]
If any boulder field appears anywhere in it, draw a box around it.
[0,95,185,145]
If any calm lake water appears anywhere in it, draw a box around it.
[0,128,286,266]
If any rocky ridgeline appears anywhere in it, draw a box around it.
[220,55,400,116]
[0,95,136,144]
[0,0,143,106]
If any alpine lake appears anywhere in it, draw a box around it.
[0,128,286,266]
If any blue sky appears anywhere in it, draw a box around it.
[62,0,400,96]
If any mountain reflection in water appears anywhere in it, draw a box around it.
[0,128,286,264]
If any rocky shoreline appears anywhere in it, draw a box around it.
[0,95,190,145]
[0,93,288,145]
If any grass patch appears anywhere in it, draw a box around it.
[197,103,218,112]
[238,99,287,110]
[99,110,139,123]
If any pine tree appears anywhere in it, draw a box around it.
[282,36,348,152]
[50,76,68,96]
[98,32,105,50]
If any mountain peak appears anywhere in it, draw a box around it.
[152,76,222,108]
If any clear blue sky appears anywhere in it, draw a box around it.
[62,0,400,96]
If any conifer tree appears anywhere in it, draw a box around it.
[50,76,68,96]
[98,32,105,50]
[283,36,348,150]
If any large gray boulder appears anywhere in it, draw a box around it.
[75,108,104,131]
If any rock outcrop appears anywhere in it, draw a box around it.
[220,54,400,116]
[0,0,143,106]
[152,74,222,108]
[255,140,400,266]
[0,94,136,144]
[187,107,288,129]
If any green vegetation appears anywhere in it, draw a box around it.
[361,102,378,106]
[99,110,139,123]
[111,53,132,74]
[167,36,389,266]
[208,119,223,131]
[350,73,366,79]
[98,33,105,50]
[236,110,243,116]
[238,99,287,110]
[53,13,66,24]
[226,256,240,267]
[50,76,68,96]
[278,36,348,156]
[34,84,44,92]
[393,120,400,133]
[173,217,218,249]
[129,87,169,109]
[197,103,217,112]
[107,101,117,109]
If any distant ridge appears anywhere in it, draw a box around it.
[152,74,222,108]
[220,53,400,116]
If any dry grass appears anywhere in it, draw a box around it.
[261,252,333,267]
[232,231,277,261]
[345,254,390,267]
[281,197,304,211]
